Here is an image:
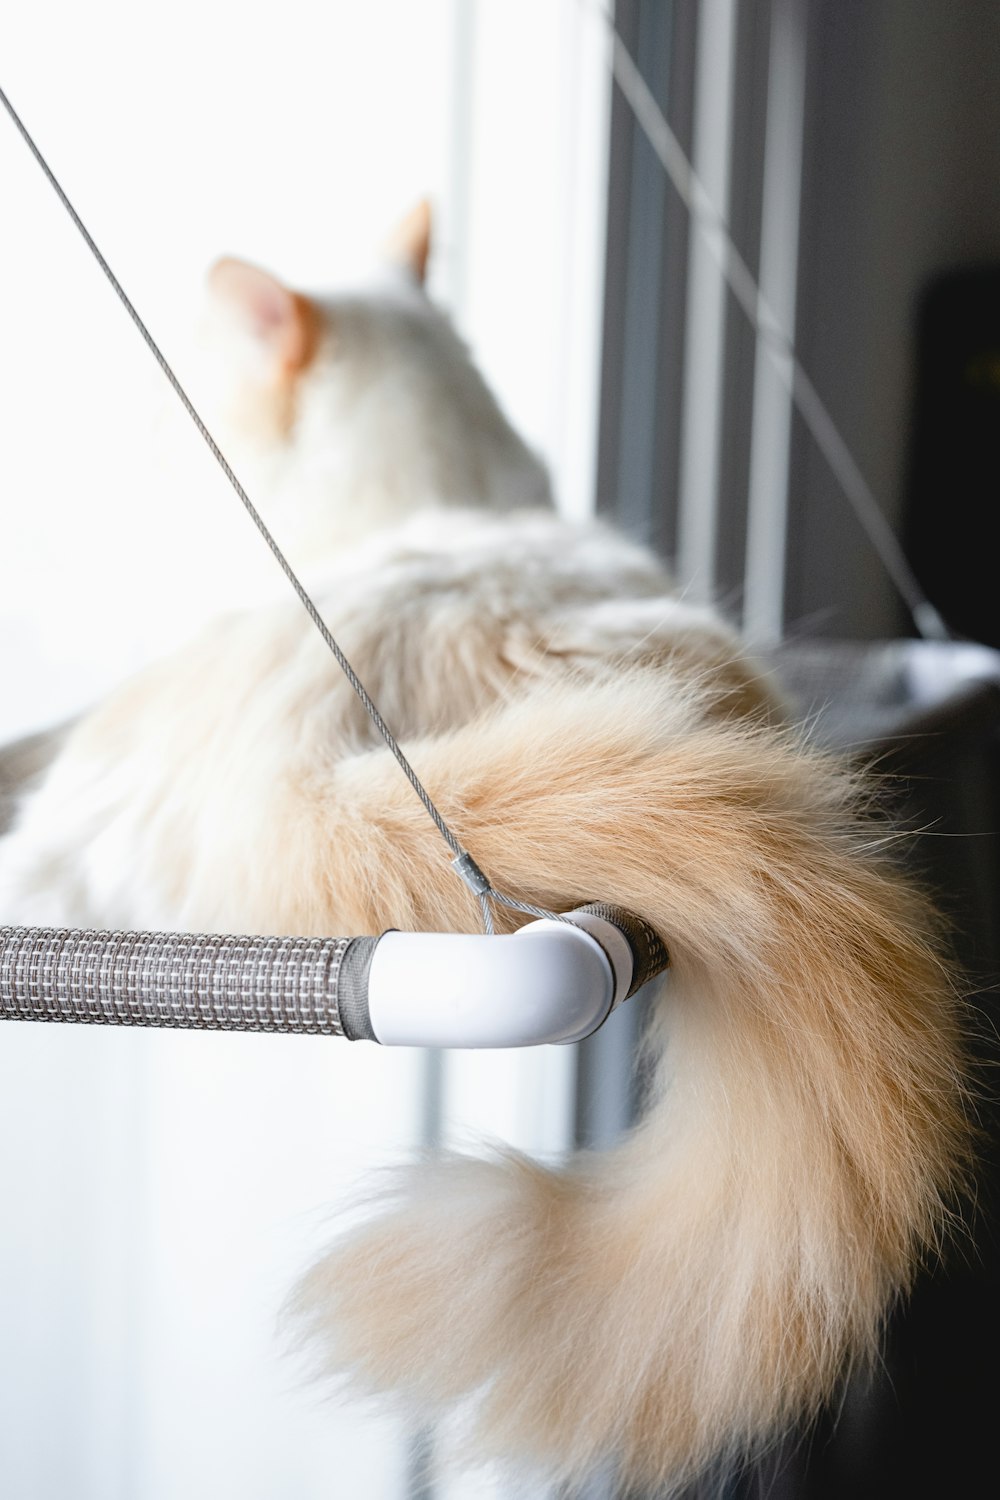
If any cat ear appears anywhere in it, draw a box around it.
[384,199,432,285]
[206,257,318,374]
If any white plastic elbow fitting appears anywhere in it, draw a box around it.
[366,907,641,1048]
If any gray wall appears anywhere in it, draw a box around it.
[787,0,1000,639]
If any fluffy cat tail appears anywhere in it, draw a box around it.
[286,668,973,1493]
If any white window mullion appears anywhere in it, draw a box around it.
[676,0,739,603]
[742,0,808,644]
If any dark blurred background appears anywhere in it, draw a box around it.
[591,3,1000,1494]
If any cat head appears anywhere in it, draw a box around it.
[194,203,553,557]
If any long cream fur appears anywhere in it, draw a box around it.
[0,211,973,1493]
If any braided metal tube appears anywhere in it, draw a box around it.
[575,903,670,998]
[0,925,377,1038]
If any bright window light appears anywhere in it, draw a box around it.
[0,4,610,1497]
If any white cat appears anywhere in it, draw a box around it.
[0,205,973,1495]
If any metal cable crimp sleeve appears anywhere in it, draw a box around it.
[0,925,378,1039]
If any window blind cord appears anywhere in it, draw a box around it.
[0,81,563,937]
